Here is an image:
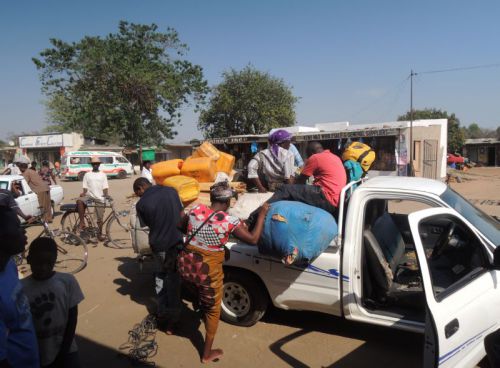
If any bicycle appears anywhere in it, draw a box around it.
[19,213,88,274]
[60,196,131,249]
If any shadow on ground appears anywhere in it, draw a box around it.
[113,256,205,360]
[264,307,423,368]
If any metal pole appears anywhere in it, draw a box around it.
[409,70,415,176]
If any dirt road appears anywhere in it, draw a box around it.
[28,168,499,367]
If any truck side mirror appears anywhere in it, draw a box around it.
[493,246,500,269]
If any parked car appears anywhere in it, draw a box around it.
[221,177,499,368]
[61,151,133,181]
[0,175,64,219]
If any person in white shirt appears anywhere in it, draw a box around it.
[76,156,109,241]
[2,160,21,175]
[247,130,295,192]
[141,160,154,183]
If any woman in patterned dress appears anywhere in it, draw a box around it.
[178,181,269,363]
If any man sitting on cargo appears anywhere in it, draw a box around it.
[264,141,347,216]
[247,129,295,192]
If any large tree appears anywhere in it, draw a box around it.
[397,108,465,153]
[198,66,298,138]
[33,21,208,146]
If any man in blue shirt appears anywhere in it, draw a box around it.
[0,206,39,367]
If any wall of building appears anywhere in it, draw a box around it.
[465,144,499,166]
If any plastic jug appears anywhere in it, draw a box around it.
[193,141,220,161]
[152,159,183,181]
[215,151,235,175]
[162,175,200,204]
[180,157,216,182]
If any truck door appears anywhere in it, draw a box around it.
[408,208,500,368]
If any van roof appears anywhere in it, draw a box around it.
[64,151,123,156]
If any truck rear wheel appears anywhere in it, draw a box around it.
[221,270,268,327]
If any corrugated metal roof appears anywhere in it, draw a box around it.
[465,138,500,145]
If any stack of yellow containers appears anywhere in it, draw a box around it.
[149,142,236,205]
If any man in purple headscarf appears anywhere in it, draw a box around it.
[247,129,295,192]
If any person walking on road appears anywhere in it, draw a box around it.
[178,181,269,363]
[16,157,53,223]
[133,177,183,334]
[76,157,109,241]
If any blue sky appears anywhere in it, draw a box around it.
[1,0,499,142]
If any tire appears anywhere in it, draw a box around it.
[221,270,269,327]
[52,231,88,274]
[60,210,93,234]
[117,170,127,179]
[106,215,131,249]
[77,172,86,181]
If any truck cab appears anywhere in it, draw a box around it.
[223,177,500,368]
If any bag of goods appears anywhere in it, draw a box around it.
[192,141,220,161]
[180,157,216,182]
[258,201,338,264]
[342,142,376,172]
[129,202,151,256]
[162,175,200,204]
[152,159,184,182]
[215,151,235,175]
[228,192,273,219]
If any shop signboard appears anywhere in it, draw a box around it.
[19,134,64,148]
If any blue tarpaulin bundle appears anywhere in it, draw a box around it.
[258,201,338,263]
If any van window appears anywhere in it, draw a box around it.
[116,156,129,163]
[70,156,90,164]
[99,156,113,164]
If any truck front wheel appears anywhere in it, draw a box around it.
[221,270,268,327]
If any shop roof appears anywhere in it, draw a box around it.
[465,138,500,145]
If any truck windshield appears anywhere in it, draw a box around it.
[440,188,500,246]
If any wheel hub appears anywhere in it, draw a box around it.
[222,282,251,317]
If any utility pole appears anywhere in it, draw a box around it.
[409,69,417,176]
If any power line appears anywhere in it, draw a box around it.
[415,62,500,76]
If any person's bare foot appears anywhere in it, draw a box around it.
[201,349,224,363]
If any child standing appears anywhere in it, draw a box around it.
[22,238,84,367]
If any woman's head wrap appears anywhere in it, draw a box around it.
[210,180,235,202]
[268,129,293,158]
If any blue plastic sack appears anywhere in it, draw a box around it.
[258,201,338,263]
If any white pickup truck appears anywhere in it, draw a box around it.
[222,177,500,368]
[0,175,64,218]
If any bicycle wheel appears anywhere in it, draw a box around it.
[106,215,132,249]
[53,231,88,274]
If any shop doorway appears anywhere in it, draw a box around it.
[487,146,496,166]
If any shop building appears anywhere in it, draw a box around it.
[209,119,448,180]
[19,133,84,164]
[464,138,500,167]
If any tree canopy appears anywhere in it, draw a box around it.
[397,108,465,153]
[33,21,208,146]
[198,66,298,138]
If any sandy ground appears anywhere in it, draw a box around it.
[23,167,500,367]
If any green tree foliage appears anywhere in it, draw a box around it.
[198,66,298,138]
[397,108,465,153]
[465,123,482,139]
[33,21,208,146]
